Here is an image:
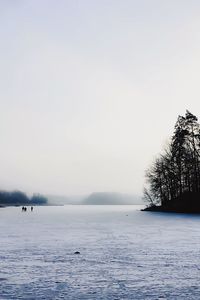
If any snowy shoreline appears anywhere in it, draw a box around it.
[142,205,200,214]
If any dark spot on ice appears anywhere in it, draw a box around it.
[74,251,80,255]
[0,278,7,281]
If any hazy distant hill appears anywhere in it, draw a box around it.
[83,192,142,205]
[47,193,142,205]
[47,195,85,205]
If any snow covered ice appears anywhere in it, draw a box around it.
[0,205,200,299]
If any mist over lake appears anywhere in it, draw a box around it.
[0,205,200,299]
[1,1,200,299]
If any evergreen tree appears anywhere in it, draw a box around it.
[144,111,200,209]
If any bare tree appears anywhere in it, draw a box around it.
[144,111,200,207]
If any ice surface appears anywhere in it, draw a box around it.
[0,205,200,299]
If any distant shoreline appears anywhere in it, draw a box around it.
[1,203,142,207]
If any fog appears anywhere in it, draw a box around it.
[0,1,200,196]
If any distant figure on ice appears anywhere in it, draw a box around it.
[31,206,33,212]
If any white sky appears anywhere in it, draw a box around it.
[0,0,200,196]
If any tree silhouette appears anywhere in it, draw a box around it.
[144,111,200,211]
[0,190,48,206]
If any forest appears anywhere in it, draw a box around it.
[144,111,200,213]
[0,190,48,206]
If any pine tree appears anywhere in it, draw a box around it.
[144,111,200,209]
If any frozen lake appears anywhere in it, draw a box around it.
[0,205,200,299]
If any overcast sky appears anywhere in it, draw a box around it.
[0,0,200,196]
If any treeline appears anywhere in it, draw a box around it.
[144,111,200,211]
[0,190,48,206]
